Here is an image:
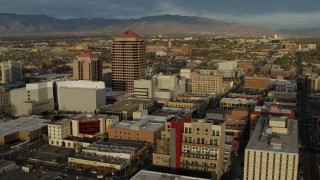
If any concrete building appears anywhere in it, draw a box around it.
[10,82,54,116]
[112,30,147,93]
[0,60,23,83]
[217,61,237,70]
[206,108,249,154]
[153,117,225,179]
[73,51,102,81]
[181,44,192,55]
[134,74,185,103]
[0,160,17,174]
[220,98,257,111]
[82,140,150,161]
[48,114,119,147]
[68,154,129,174]
[191,70,223,94]
[99,99,153,120]
[250,104,295,130]
[108,120,163,143]
[0,116,50,145]
[0,89,10,117]
[56,80,106,112]
[244,76,270,90]
[244,116,299,180]
[131,170,210,180]
[307,76,320,93]
[270,79,297,93]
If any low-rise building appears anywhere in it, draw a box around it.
[48,114,119,148]
[82,140,150,161]
[99,99,153,120]
[244,76,270,90]
[250,104,295,130]
[220,98,257,111]
[108,120,163,143]
[131,170,210,180]
[68,153,129,174]
[0,160,17,174]
[0,116,50,145]
[244,116,299,180]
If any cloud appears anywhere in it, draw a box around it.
[0,0,319,28]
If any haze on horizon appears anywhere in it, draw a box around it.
[1,0,319,29]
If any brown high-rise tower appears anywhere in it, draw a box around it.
[73,51,102,81]
[112,30,146,93]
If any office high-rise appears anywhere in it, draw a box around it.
[112,30,146,93]
[73,51,102,81]
[0,60,23,83]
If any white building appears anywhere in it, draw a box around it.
[0,60,23,83]
[244,116,299,180]
[10,82,54,116]
[180,69,192,79]
[134,74,185,103]
[155,51,167,56]
[56,80,106,112]
[217,61,237,70]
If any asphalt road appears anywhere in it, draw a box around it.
[297,73,320,180]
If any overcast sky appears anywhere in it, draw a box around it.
[1,0,319,29]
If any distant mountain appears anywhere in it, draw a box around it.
[0,13,280,37]
[279,28,320,37]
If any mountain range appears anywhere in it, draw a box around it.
[0,13,318,37]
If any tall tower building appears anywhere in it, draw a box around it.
[112,30,146,93]
[244,116,299,180]
[73,51,102,81]
[181,44,192,55]
[0,60,23,83]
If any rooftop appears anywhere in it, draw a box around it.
[117,30,142,39]
[100,99,152,112]
[220,98,257,104]
[83,140,148,154]
[70,114,118,122]
[79,51,98,58]
[34,73,70,79]
[246,116,298,153]
[70,153,128,165]
[0,116,50,136]
[130,170,210,180]
[151,107,195,117]
[111,120,163,132]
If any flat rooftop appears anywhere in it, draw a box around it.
[83,140,148,154]
[111,120,163,132]
[254,106,292,114]
[100,99,152,112]
[130,170,210,180]
[220,98,257,104]
[70,153,128,165]
[49,119,70,125]
[70,114,118,122]
[34,73,70,79]
[246,116,298,153]
[0,116,50,137]
[151,107,195,117]
[141,115,168,123]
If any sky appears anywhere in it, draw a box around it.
[0,0,320,29]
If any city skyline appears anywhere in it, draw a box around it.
[0,0,319,29]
